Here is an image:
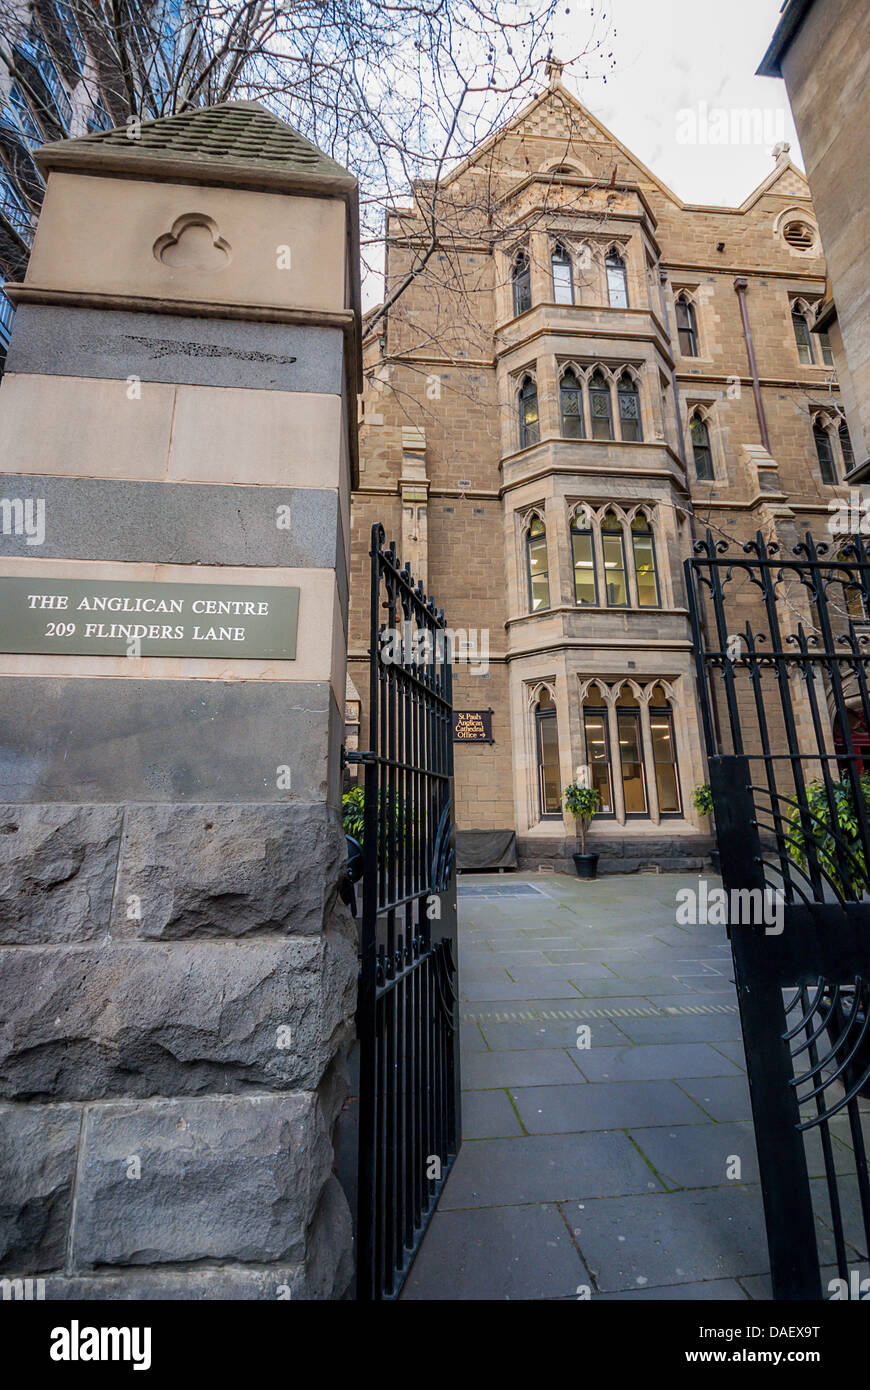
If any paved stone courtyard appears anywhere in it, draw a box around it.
[401,871,870,1301]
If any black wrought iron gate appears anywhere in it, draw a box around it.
[687,531,870,1299]
[354,524,460,1300]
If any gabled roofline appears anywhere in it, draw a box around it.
[422,78,810,218]
[734,158,810,213]
[436,79,685,206]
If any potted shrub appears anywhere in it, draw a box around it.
[787,775,870,1096]
[692,782,719,873]
[564,782,602,879]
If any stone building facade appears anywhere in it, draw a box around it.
[348,73,853,872]
[759,0,870,479]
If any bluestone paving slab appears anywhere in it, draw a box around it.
[437,1132,664,1209]
[611,1012,741,1045]
[459,1022,488,1052]
[543,947,640,962]
[676,976,739,995]
[676,1075,752,1121]
[413,871,853,1301]
[478,1018,631,1050]
[810,1178,870,1259]
[461,1089,525,1140]
[572,977,691,997]
[564,1187,771,1290]
[707,1040,748,1070]
[628,1122,761,1189]
[575,1042,742,1083]
[604,958,721,979]
[739,1261,869,1301]
[461,980,575,1002]
[509,1080,708,1134]
[650,994,740,1013]
[461,1048,584,1090]
[595,1278,749,1300]
[507,961,614,981]
[400,1204,591,1300]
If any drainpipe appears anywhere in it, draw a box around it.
[659,268,724,762]
[733,276,771,451]
[658,270,689,474]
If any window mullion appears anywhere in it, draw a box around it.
[639,701,661,825]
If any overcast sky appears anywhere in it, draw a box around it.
[553,0,801,206]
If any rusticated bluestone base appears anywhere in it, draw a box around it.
[0,801,357,1299]
[517,833,714,875]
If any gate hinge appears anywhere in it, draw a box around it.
[341,747,377,767]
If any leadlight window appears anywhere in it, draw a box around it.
[512,252,532,316]
[519,375,539,449]
[676,295,698,356]
[814,419,837,484]
[793,306,814,364]
[560,368,584,438]
[589,370,613,440]
[690,412,714,481]
[617,372,642,442]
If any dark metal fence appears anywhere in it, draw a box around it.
[686,530,870,1299]
[355,523,460,1301]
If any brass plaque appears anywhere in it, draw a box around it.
[0,577,299,659]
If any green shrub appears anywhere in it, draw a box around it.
[342,786,365,840]
[563,783,602,856]
[786,776,870,898]
[342,785,413,850]
[692,783,714,818]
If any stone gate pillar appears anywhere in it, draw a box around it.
[0,103,361,1299]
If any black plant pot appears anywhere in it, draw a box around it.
[573,852,599,880]
[709,848,721,874]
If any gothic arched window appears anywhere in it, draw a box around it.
[792,303,814,364]
[648,685,681,814]
[535,688,561,817]
[690,411,714,480]
[519,374,539,449]
[675,294,698,356]
[512,252,532,317]
[552,244,574,304]
[526,515,550,611]
[560,368,584,438]
[631,511,660,608]
[571,510,597,606]
[814,417,837,483]
[617,371,642,442]
[606,249,629,308]
[601,510,628,606]
[589,370,613,440]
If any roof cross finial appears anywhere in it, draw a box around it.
[545,52,564,84]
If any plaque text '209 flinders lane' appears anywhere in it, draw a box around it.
[0,577,300,659]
